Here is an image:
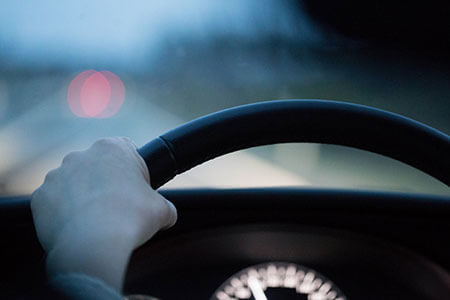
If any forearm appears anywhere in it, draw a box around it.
[45,224,135,292]
[46,273,123,300]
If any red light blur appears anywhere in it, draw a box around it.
[67,70,125,118]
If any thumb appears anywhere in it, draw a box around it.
[161,199,178,230]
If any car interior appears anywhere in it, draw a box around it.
[0,1,449,300]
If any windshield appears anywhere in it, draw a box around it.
[0,0,449,195]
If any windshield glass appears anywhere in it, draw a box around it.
[1,1,449,195]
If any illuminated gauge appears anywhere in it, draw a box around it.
[211,262,347,300]
[124,295,160,300]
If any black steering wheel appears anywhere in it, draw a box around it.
[138,99,449,189]
[1,99,449,300]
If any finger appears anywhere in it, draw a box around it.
[61,150,83,165]
[120,137,151,184]
[161,199,178,230]
[119,136,138,149]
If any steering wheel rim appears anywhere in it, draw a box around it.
[138,99,450,189]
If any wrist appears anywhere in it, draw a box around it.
[46,223,136,292]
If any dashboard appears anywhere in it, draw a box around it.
[119,100,450,300]
[122,188,450,300]
[1,188,450,299]
[1,100,449,299]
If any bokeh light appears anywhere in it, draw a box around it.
[67,70,125,118]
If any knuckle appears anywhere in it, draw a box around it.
[92,137,127,154]
[93,137,121,148]
[119,136,133,144]
[43,168,59,183]
[62,151,81,165]
[30,187,43,206]
[30,186,49,213]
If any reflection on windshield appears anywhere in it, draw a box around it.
[0,1,448,195]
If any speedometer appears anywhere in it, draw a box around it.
[211,262,347,300]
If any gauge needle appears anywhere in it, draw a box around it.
[248,276,268,300]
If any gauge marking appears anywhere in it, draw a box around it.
[211,262,347,300]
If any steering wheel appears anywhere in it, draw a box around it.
[1,99,449,300]
[138,99,449,189]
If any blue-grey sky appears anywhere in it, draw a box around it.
[0,0,318,70]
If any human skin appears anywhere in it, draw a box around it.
[31,137,177,292]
